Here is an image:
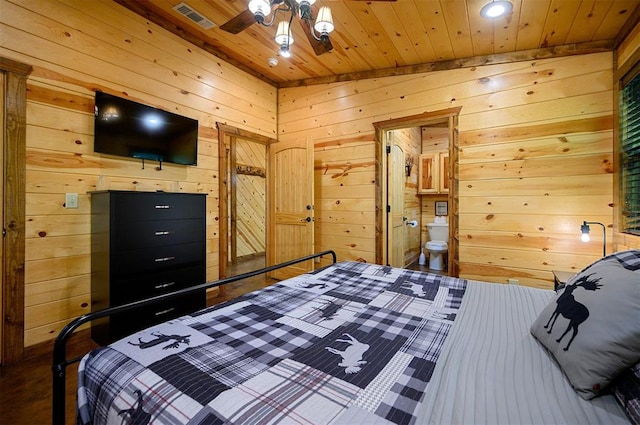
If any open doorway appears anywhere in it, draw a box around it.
[217,123,277,281]
[374,108,461,275]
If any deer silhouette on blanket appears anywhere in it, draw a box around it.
[402,281,427,297]
[128,332,191,350]
[117,389,151,425]
[544,273,602,351]
[325,333,370,374]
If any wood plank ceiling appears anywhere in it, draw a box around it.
[115,0,640,87]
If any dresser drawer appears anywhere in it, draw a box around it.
[112,192,205,222]
[106,290,206,343]
[115,218,204,250]
[111,264,204,304]
[113,242,204,275]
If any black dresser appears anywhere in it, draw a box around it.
[90,190,207,344]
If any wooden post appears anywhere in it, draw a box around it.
[0,57,32,364]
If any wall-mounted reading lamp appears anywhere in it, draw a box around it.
[580,220,606,257]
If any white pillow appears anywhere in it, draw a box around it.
[530,254,640,399]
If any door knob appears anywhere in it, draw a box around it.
[304,217,312,222]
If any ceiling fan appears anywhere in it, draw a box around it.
[220,0,396,56]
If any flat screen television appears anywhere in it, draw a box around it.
[94,91,198,166]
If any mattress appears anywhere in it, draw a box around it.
[415,280,628,424]
[76,261,629,424]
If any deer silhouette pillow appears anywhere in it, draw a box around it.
[530,252,640,400]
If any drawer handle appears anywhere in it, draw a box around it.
[155,307,175,317]
[155,205,170,209]
[154,256,176,263]
[154,231,170,236]
[154,281,176,290]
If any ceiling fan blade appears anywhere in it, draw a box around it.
[299,19,333,55]
[220,9,256,34]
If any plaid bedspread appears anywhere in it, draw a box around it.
[77,261,468,425]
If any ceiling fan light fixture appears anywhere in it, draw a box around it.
[275,20,294,56]
[223,0,334,57]
[314,6,334,36]
[480,1,512,19]
[279,45,292,58]
[249,0,271,22]
[275,20,294,45]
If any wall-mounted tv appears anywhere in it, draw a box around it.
[94,91,198,166]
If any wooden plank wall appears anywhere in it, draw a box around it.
[235,139,266,258]
[1,0,276,347]
[313,136,376,263]
[280,52,614,289]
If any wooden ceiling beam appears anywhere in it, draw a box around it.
[278,40,615,88]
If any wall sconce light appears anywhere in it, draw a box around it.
[580,220,606,257]
[405,155,414,177]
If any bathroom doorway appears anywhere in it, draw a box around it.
[374,108,461,275]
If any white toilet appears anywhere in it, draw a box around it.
[426,217,448,271]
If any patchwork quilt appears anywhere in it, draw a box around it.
[77,262,467,425]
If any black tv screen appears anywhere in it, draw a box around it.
[94,92,198,166]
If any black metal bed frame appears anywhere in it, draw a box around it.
[51,250,337,425]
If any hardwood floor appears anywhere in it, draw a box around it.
[0,255,274,425]
[406,259,449,276]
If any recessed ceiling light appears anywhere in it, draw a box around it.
[480,1,513,19]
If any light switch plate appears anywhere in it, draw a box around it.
[65,193,79,209]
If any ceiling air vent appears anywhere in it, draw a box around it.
[173,2,216,30]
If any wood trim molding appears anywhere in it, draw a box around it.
[373,108,463,132]
[0,58,32,76]
[614,4,640,50]
[614,45,640,83]
[1,56,32,364]
[374,108,461,269]
[279,41,615,88]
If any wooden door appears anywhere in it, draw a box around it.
[439,152,449,193]
[418,153,438,193]
[268,139,314,279]
[389,143,405,267]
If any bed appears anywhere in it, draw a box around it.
[53,250,640,425]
